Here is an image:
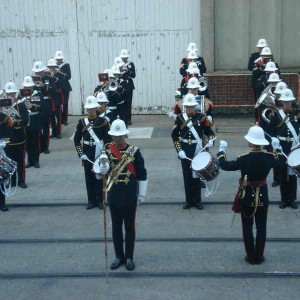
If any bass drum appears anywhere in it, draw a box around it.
[191,151,220,182]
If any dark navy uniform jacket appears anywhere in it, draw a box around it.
[217,149,283,207]
[171,112,214,158]
[105,143,147,208]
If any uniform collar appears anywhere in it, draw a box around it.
[249,147,263,152]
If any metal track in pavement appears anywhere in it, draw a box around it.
[0,271,299,280]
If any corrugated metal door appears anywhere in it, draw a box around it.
[0,0,200,115]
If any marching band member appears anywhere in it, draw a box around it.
[168,90,183,120]
[54,49,72,126]
[74,96,111,210]
[248,38,268,101]
[96,118,147,271]
[47,58,64,139]
[22,76,42,169]
[119,49,136,125]
[111,65,129,125]
[180,42,206,77]
[217,125,284,264]
[266,89,299,209]
[31,61,54,154]
[4,81,29,188]
[171,94,215,210]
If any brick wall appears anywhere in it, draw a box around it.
[206,73,299,115]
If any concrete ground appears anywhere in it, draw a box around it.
[1,115,300,300]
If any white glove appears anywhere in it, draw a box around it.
[178,150,187,159]
[167,111,174,119]
[137,195,145,204]
[219,140,228,152]
[207,115,213,124]
[206,139,214,148]
[0,141,6,148]
[271,137,281,150]
[80,154,88,161]
[99,162,110,175]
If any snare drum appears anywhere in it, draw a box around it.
[287,147,300,176]
[191,151,220,181]
[0,154,17,184]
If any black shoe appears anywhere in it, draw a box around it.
[272,180,279,187]
[19,183,27,189]
[255,256,265,265]
[57,135,62,139]
[200,181,206,188]
[63,121,68,126]
[86,204,95,210]
[99,203,103,209]
[44,150,50,154]
[50,135,56,138]
[34,163,40,168]
[125,259,135,271]
[279,202,287,209]
[25,163,33,168]
[110,258,125,270]
[196,203,204,210]
[245,256,255,265]
[0,204,8,212]
[290,202,298,209]
[127,121,132,125]
[183,204,191,209]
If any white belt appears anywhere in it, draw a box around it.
[44,96,49,99]
[30,112,39,115]
[278,136,294,142]
[109,106,117,110]
[83,141,96,146]
[118,101,125,105]
[180,138,197,144]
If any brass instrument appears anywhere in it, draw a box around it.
[0,105,21,122]
[255,85,278,124]
[108,79,118,92]
[198,77,208,92]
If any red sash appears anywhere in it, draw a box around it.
[109,144,137,178]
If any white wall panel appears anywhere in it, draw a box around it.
[0,0,200,115]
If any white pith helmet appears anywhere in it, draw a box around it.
[244,125,269,146]
[187,42,198,52]
[96,92,109,103]
[32,61,47,72]
[108,118,129,136]
[274,82,287,94]
[187,50,198,60]
[54,49,64,60]
[111,65,121,75]
[279,89,296,101]
[119,49,130,58]
[47,58,58,68]
[22,76,35,87]
[267,73,281,83]
[114,56,125,68]
[84,95,100,109]
[261,47,272,56]
[182,94,198,106]
[256,38,268,48]
[264,61,278,72]
[4,81,18,93]
[187,62,200,74]
[187,77,200,89]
